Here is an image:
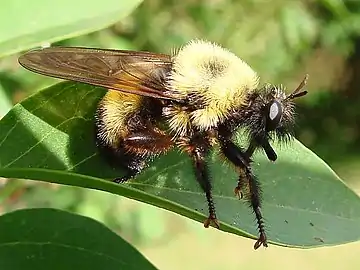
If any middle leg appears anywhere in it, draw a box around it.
[179,136,219,229]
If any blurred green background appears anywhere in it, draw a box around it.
[1,0,360,269]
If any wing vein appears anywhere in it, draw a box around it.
[18,46,179,101]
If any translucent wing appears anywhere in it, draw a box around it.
[18,46,178,100]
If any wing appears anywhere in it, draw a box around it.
[18,46,178,101]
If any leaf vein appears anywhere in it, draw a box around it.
[3,116,88,168]
[0,85,73,151]
[69,153,98,170]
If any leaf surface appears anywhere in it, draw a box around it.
[0,208,157,270]
[0,0,142,57]
[0,82,359,248]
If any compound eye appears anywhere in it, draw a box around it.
[266,100,283,131]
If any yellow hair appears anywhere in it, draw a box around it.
[168,39,259,132]
[97,91,142,147]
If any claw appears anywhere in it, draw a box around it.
[113,177,127,183]
[234,186,243,199]
[254,232,268,250]
[204,215,220,229]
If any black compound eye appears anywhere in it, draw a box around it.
[265,100,283,131]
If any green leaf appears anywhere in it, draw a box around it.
[0,208,157,270]
[319,0,349,18]
[0,82,13,118]
[0,0,143,57]
[0,82,360,249]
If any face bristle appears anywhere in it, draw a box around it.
[227,75,308,158]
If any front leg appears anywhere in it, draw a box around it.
[219,139,268,249]
[246,137,277,161]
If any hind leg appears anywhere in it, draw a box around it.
[111,128,174,183]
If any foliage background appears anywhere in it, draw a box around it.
[1,0,360,269]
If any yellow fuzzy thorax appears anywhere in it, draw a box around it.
[168,39,259,132]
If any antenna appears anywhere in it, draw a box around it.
[287,74,308,100]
